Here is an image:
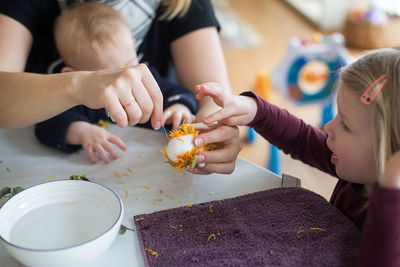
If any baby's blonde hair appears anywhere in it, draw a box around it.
[160,0,192,20]
[340,48,400,180]
[54,2,130,68]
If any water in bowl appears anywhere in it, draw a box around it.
[9,201,115,250]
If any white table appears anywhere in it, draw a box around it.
[0,125,284,266]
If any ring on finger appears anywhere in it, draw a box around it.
[123,99,136,109]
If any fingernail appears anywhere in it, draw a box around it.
[195,137,203,146]
[197,154,205,162]
[154,121,161,130]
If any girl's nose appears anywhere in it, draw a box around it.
[323,119,334,139]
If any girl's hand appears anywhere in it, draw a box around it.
[195,82,258,126]
[67,121,127,163]
[162,103,196,130]
[380,151,400,189]
[187,123,242,175]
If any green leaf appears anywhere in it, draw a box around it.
[0,187,11,198]
[11,186,24,196]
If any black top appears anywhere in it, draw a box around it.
[139,0,220,75]
[34,66,197,153]
[0,0,219,75]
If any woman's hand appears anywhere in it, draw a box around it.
[187,123,242,175]
[74,63,164,129]
[380,151,400,189]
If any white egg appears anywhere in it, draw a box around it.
[166,134,195,162]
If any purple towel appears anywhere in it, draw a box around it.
[134,187,360,266]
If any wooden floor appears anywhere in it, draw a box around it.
[221,0,339,200]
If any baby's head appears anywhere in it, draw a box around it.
[54,2,138,71]
[325,48,400,184]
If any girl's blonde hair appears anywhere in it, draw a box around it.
[160,0,192,20]
[340,48,400,180]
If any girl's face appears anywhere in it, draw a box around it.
[324,84,377,184]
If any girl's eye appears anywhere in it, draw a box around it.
[340,119,350,132]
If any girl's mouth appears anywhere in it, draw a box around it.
[331,153,338,164]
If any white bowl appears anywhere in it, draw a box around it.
[0,180,123,267]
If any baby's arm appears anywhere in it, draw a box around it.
[35,106,90,153]
[66,121,126,164]
[35,106,126,163]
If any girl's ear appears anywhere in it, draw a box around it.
[61,66,75,73]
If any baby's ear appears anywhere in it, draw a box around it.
[61,66,75,73]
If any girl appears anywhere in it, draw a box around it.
[194,48,400,266]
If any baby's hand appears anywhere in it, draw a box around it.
[67,121,127,163]
[163,103,195,129]
[195,82,258,126]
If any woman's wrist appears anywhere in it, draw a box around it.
[62,71,87,107]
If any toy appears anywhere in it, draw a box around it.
[272,32,351,106]
[248,71,281,175]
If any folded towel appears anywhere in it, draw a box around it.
[134,187,360,266]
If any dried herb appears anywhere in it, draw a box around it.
[69,174,90,181]
[0,186,24,200]
[119,224,135,235]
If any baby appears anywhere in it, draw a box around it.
[35,2,197,163]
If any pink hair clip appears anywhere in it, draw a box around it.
[360,74,387,105]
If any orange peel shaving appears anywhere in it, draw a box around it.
[144,248,159,258]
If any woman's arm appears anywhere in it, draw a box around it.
[171,27,241,175]
[0,71,77,129]
[170,27,231,121]
[0,66,164,130]
[0,14,32,72]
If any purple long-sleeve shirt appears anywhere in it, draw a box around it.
[243,92,400,266]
